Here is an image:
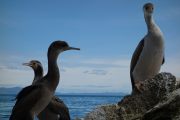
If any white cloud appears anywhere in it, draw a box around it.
[0,56,132,93]
[83,69,108,75]
[56,58,132,93]
[81,58,130,67]
[0,68,33,87]
[0,56,179,94]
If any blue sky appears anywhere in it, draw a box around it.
[0,0,180,93]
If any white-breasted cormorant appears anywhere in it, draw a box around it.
[130,3,165,94]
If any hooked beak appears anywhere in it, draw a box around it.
[64,46,80,51]
[22,62,31,67]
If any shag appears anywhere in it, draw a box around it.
[23,60,43,85]
[23,60,70,120]
[10,40,80,120]
[38,96,70,120]
[130,3,165,94]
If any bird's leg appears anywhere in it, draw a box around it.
[134,80,144,94]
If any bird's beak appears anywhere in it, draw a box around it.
[65,47,80,51]
[22,63,31,66]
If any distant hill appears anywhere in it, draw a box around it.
[0,87,21,94]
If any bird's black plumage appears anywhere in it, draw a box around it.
[130,39,144,93]
[15,85,38,102]
[23,60,71,120]
[10,41,79,120]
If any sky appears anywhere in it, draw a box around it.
[0,0,180,93]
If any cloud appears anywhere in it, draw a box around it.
[0,56,134,93]
[80,58,130,68]
[83,69,108,75]
[1,54,179,94]
[0,54,32,71]
[60,69,66,72]
[0,68,33,87]
[57,65,132,93]
[0,65,6,70]
[0,64,24,71]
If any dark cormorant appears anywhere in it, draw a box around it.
[23,60,70,120]
[38,96,70,120]
[23,60,43,85]
[10,40,80,120]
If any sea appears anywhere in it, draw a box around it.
[0,94,123,120]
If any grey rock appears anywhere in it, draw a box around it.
[84,104,120,120]
[175,78,180,89]
[117,72,176,120]
[142,89,180,120]
[84,73,179,120]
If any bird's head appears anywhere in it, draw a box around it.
[143,3,154,16]
[48,40,80,56]
[23,60,42,70]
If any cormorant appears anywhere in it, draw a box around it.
[130,3,165,94]
[10,40,80,120]
[23,60,70,120]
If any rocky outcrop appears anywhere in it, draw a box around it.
[142,89,180,120]
[84,72,180,120]
[84,104,120,120]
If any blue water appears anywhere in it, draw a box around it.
[0,94,122,120]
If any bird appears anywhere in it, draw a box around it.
[130,3,165,94]
[23,60,70,120]
[38,96,70,120]
[10,40,80,120]
[22,60,43,85]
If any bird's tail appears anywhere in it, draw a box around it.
[59,113,71,120]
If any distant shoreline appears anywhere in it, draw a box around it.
[0,93,126,97]
[0,87,128,96]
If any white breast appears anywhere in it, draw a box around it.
[133,35,164,82]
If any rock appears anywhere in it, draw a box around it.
[117,72,176,120]
[84,104,120,120]
[176,78,180,89]
[142,89,180,120]
[84,72,179,120]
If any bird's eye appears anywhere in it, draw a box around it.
[145,6,149,11]
[63,44,67,47]
[61,43,68,48]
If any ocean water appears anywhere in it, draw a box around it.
[0,94,122,120]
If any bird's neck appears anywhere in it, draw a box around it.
[47,54,60,91]
[32,67,43,85]
[145,15,160,34]
[145,14,164,47]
